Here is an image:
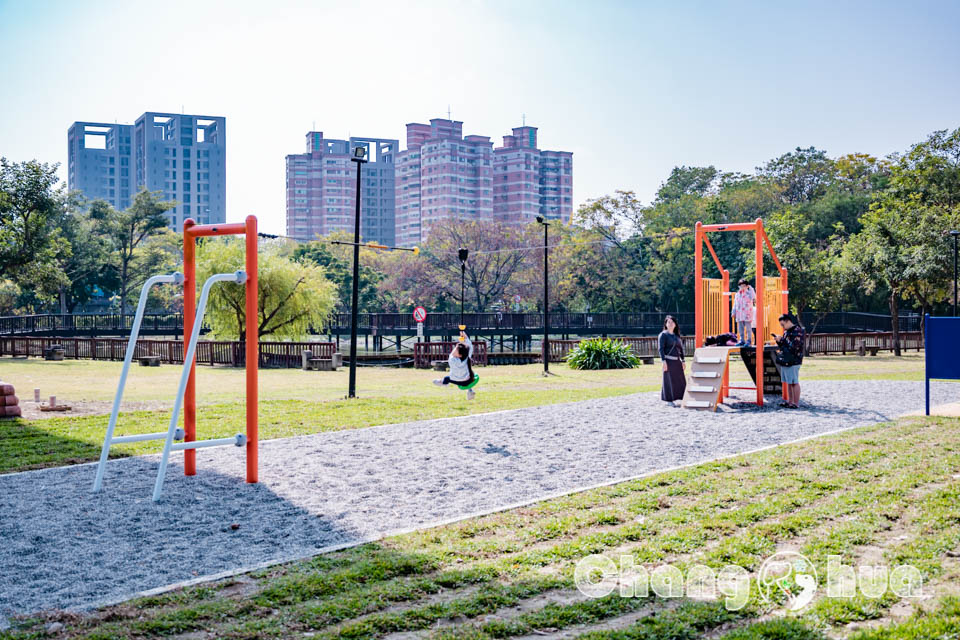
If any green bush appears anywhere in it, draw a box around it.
[566,338,640,370]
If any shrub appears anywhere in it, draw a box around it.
[566,338,639,370]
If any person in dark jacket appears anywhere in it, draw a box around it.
[773,314,805,408]
[659,315,686,404]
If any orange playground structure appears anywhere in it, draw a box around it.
[692,218,789,408]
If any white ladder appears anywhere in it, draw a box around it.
[93,273,184,493]
[93,271,249,501]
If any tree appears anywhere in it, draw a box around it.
[424,219,528,312]
[758,147,837,204]
[654,166,719,204]
[198,237,336,340]
[0,158,69,303]
[55,203,120,312]
[89,188,174,316]
[765,210,846,348]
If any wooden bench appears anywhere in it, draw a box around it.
[431,360,448,372]
[640,356,655,365]
[138,356,161,367]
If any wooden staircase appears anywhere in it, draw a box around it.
[681,346,735,411]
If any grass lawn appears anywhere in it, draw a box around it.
[4,414,958,639]
[0,353,930,474]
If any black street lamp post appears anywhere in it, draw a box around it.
[536,216,550,375]
[347,146,368,398]
[458,248,469,333]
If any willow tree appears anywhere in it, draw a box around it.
[197,238,336,340]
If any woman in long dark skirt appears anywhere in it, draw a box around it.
[659,315,686,404]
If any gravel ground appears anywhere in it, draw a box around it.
[0,379,955,620]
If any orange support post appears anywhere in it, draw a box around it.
[244,215,258,483]
[183,216,259,484]
[721,268,730,400]
[754,218,764,407]
[694,222,703,348]
[183,220,197,475]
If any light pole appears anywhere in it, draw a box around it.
[951,230,959,317]
[458,248,469,337]
[536,215,550,375]
[347,145,367,398]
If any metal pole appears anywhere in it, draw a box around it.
[348,156,365,398]
[543,221,549,374]
[952,231,959,317]
[461,261,465,326]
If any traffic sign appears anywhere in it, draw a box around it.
[413,306,427,323]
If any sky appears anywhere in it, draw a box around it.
[1,0,958,234]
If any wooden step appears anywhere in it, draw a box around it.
[692,371,720,378]
[695,356,723,364]
[689,385,716,393]
[685,400,712,408]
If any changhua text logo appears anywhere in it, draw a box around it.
[574,552,923,611]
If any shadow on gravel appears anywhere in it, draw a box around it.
[0,456,356,621]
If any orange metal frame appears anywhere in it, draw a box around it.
[183,215,259,483]
[694,218,788,407]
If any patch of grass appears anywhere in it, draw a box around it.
[719,618,829,639]
[4,416,960,640]
[849,596,960,639]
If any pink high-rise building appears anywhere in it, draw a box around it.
[395,118,573,246]
[286,131,398,243]
[395,119,494,247]
[493,125,573,225]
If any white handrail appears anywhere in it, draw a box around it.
[93,272,183,493]
[153,271,246,501]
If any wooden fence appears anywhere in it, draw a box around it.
[413,341,489,369]
[0,337,336,368]
[0,332,922,368]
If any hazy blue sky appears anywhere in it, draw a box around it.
[1,0,958,233]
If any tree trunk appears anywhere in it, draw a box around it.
[889,291,901,357]
[59,287,67,315]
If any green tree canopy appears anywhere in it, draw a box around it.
[197,237,336,340]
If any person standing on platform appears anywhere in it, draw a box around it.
[731,279,757,346]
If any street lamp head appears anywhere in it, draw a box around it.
[458,247,469,263]
[352,146,367,160]
[950,230,960,237]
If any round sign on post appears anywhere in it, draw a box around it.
[413,306,427,323]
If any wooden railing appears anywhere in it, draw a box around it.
[0,311,924,338]
[413,341,489,369]
[0,332,922,368]
[0,337,336,368]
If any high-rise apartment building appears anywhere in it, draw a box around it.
[395,119,494,247]
[68,112,226,230]
[493,125,573,225]
[394,118,572,246]
[285,132,398,244]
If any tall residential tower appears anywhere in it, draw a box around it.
[285,132,398,244]
[394,118,494,247]
[68,112,226,230]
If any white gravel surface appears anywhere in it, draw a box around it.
[0,379,955,620]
